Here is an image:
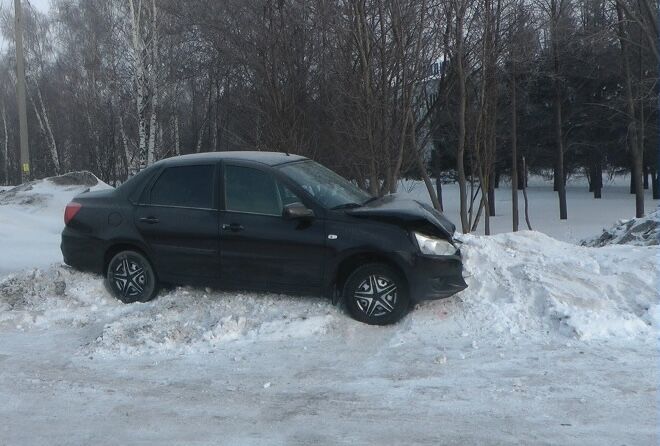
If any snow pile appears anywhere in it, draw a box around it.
[0,172,112,275]
[0,171,105,206]
[581,209,660,247]
[0,267,123,330]
[0,266,338,356]
[91,290,336,356]
[407,231,658,342]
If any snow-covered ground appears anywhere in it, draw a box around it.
[400,174,658,243]
[0,173,658,445]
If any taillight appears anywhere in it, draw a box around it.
[64,202,82,225]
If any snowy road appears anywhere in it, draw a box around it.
[0,321,656,445]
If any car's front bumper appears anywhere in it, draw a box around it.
[408,251,467,301]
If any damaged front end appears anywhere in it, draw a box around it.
[346,194,468,301]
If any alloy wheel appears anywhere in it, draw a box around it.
[353,274,398,317]
[112,256,147,299]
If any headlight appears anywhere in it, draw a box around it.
[413,232,458,256]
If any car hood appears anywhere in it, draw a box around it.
[346,194,456,239]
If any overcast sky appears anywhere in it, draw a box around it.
[29,0,50,11]
[0,0,50,48]
[1,0,50,14]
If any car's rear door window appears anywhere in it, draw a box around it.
[224,165,286,215]
[150,165,214,209]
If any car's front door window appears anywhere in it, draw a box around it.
[225,165,302,216]
[277,181,303,207]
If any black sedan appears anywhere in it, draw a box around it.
[61,152,467,325]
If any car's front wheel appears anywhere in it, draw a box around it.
[343,263,410,325]
[106,250,158,303]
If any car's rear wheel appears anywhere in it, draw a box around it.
[106,250,158,303]
[343,263,409,325]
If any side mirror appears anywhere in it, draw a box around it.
[283,202,314,220]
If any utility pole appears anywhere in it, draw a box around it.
[14,0,30,182]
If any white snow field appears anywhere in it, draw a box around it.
[0,173,658,445]
[399,174,658,243]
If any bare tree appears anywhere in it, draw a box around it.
[522,156,532,229]
[510,48,519,231]
[615,0,644,217]
[28,85,60,174]
[0,0,652,223]
[121,0,165,170]
[549,0,569,219]
[452,0,470,233]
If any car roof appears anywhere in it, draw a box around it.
[154,151,308,167]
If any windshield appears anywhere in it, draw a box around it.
[279,160,371,209]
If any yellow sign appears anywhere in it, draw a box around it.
[22,163,30,173]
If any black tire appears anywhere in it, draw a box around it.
[343,263,409,325]
[106,250,158,303]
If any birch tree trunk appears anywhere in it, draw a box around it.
[146,0,158,165]
[119,115,132,177]
[28,86,61,174]
[38,88,61,174]
[129,0,148,170]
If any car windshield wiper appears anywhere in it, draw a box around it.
[331,202,363,210]
[362,196,379,206]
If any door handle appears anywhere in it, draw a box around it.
[139,216,160,224]
[222,223,245,232]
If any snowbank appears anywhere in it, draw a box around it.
[1,231,656,356]
[409,232,658,341]
[581,209,660,247]
[0,266,338,356]
[0,172,111,275]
